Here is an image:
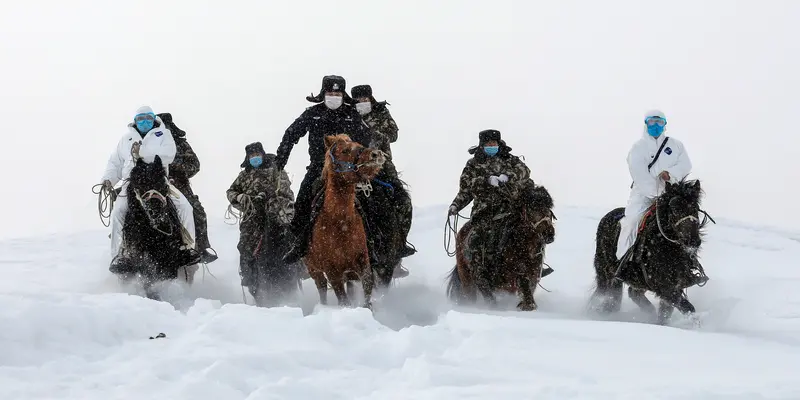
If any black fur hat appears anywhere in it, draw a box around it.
[306,75,353,104]
[241,142,276,168]
[469,129,513,156]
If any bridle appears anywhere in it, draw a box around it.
[134,187,173,236]
[654,194,715,246]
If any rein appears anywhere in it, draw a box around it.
[328,142,392,198]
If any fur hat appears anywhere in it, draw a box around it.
[469,129,513,157]
[241,142,276,168]
[306,75,353,104]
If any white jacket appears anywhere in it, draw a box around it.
[101,117,176,186]
[627,129,692,199]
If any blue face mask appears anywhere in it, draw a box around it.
[647,124,664,137]
[135,119,154,133]
[483,146,499,156]
[249,156,263,168]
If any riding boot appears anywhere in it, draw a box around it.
[689,256,710,286]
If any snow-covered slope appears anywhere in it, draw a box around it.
[2,204,799,399]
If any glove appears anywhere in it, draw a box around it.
[448,205,458,216]
[102,179,114,192]
[498,174,509,183]
[488,176,500,187]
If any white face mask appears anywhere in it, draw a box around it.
[355,101,372,116]
[324,95,343,110]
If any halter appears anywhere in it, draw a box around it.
[134,188,173,236]
[329,142,367,174]
[654,192,714,246]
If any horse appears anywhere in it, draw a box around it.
[303,134,386,309]
[247,198,303,307]
[117,155,197,300]
[591,179,710,324]
[352,172,412,290]
[446,182,556,311]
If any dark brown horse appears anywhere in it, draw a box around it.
[304,134,386,309]
[446,182,556,310]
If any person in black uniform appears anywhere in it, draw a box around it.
[276,75,372,264]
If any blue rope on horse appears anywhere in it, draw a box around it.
[372,178,394,194]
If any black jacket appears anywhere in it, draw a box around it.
[275,103,371,171]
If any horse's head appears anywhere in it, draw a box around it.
[659,179,704,250]
[127,156,174,234]
[323,134,386,183]
[517,181,556,244]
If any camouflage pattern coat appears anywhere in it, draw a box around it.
[227,163,295,259]
[362,103,399,158]
[450,145,531,263]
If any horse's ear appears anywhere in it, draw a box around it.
[664,181,673,192]
[323,135,337,150]
[693,180,701,190]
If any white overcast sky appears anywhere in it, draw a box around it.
[0,0,797,239]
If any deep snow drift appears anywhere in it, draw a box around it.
[1,204,799,399]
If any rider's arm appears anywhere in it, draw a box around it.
[506,156,531,184]
[450,161,477,212]
[275,109,312,170]
[171,138,201,180]
[139,129,177,166]
[276,169,295,201]
[226,172,246,210]
[378,108,399,143]
[101,136,126,186]
[628,143,659,197]
[665,141,692,183]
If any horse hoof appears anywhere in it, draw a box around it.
[362,302,373,310]
[517,302,537,311]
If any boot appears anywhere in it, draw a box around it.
[398,242,417,258]
[541,265,554,278]
[109,254,136,275]
[393,263,409,278]
[200,248,218,264]
[689,257,710,286]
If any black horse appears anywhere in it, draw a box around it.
[115,155,197,300]
[446,181,557,311]
[247,202,303,307]
[591,179,711,324]
[355,174,412,290]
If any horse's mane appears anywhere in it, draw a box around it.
[518,180,554,211]
[658,178,703,207]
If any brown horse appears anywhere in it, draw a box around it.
[446,182,556,310]
[304,134,386,309]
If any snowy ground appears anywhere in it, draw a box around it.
[2,204,799,399]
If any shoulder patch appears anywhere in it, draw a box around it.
[664,147,672,155]
[154,131,163,137]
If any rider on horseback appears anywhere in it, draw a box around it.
[158,113,218,264]
[350,84,417,276]
[101,106,200,271]
[227,142,295,288]
[616,109,707,285]
[447,129,532,285]
[276,75,373,265]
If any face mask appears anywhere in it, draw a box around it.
[647,124,664,137]
[355,101,372,115]
[134,114,155,133]
[484,146,499,156]
[249,156,263,168]
[325,95,343,110]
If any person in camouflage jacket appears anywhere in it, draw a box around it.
[227,142,296,287]
[448,129,531,285]
[351,85,416,271]
[158,113,217,264]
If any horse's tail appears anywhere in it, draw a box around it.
[594,207,626,292]
[445,265,463,303]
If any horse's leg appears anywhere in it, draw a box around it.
[628,287,656,315]
[473,250,498,308]
[360,255,375,310]
[329,273,350,307]
[517,275,537,311]
[346,280,357,299]
[658,291,695,325]
[308,269,328,306]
